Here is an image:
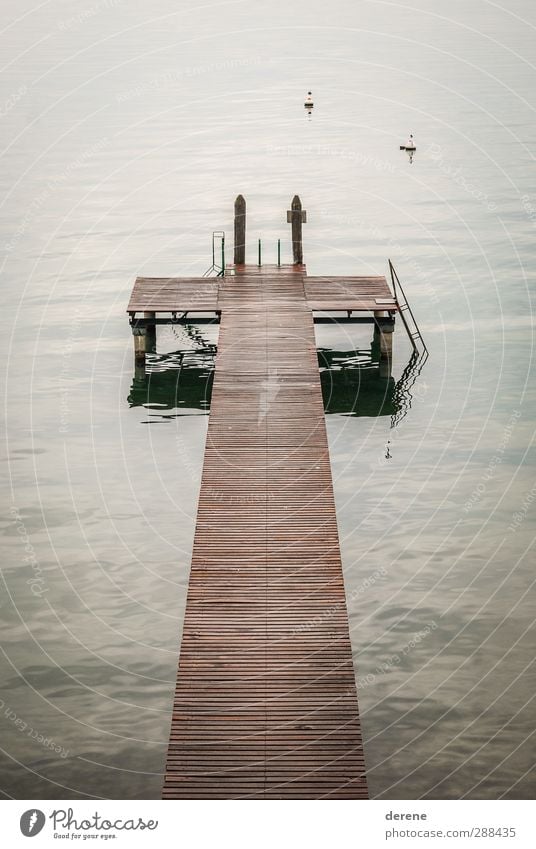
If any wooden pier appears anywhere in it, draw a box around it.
[127,198,400,799]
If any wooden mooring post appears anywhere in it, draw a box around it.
[287,194,307,264]
[234,194,246,265]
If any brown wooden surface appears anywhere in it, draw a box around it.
[304,276,395,312]
[127,278,219,312]
[127,272,396,317]
[162,266,368,799]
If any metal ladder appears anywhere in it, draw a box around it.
[203,231,225,277]
[388,259,428,354]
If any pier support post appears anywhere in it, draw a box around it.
[287,195,307,265]
[372,312,382,362]
[133,326,147,376]
[234,195,246,265]
[378,322,394,378]
[144,311,156,352]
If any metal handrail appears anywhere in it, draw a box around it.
[219,235,225,276]
[388,259,428,353]
[204,231,225,277]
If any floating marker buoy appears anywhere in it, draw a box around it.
[400,133,416,151]
[304,90,314,108]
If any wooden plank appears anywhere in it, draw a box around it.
[127,278,219,312]
[162,266,368,800]
[127,274,397,315]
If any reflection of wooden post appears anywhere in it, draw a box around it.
[287,195,307,264]
[234,195,246,265]
[144,311,156,352]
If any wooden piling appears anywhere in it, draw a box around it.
[133,327,146,367]
[380,326,393,358]
[379,324,393,378]
[287,194,307,265]
[144,311,156,352]
[234,194,246,265]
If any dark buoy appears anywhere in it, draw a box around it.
[400,133,416,163]
[400,133,416,151]
[304,90,314,109]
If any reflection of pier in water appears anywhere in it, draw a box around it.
[319,346,396,417]
[128,336,426,425]
[128,349,215,414]
[390,348,428,428]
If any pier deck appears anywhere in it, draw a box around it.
[127,267,396,317]
[160,265,371,799]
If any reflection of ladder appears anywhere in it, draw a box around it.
[390,348,428,428]
[389,260,427,353]
[203,231,225,277]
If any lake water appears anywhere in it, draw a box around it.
[1,0,535,799]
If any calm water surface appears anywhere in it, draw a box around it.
[1,0,535,799]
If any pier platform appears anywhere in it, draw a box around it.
[127,268,397,319]
[125,198,420,799]
[160,265,369,799]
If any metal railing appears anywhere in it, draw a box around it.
[388,259,428,353]
[255,238,283,267]
[205,235,283,270]
[203,231,225,277]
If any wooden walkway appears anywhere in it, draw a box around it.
[162,266,368,799]
[128,273,396,315]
